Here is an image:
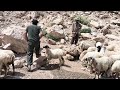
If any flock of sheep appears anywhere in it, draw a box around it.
[80,42,120,79]
[1,40,120,79]
[41,41,120,79]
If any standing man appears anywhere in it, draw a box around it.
[24,19,43,72]
[71,19,82,45]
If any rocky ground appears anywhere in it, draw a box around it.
[0,11,120,79]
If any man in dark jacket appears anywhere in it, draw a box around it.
[71,19,82,45]
[24,19,44,72]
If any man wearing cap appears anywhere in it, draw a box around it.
[71,19,82,45]
[24,19,43,71]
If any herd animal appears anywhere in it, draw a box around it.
[0,41,120,79]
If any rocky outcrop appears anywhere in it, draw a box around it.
[1,35,27,54]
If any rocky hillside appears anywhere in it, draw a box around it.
[0,11,120,79]
[0,11,120,53]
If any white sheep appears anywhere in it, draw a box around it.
[79,50,87,61]
[110,60,120,79]
[96,42,102,48]
[81,42,106,67]
[87,56,112,79]
[81,51,104,67]
[43,45,65,68]
[0,50,15,77]
[87,47,96,52]
[95,42,103,52]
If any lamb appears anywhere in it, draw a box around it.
[109,60,120,79]
[43,45,65,69]
[86,56,112,79]
[0,50,15,77]
[33,56,48,69]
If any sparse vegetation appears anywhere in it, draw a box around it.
[74,16,90,26]
[80,28,91,33]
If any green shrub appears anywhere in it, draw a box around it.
[75,16,90,26]
[80,28,91,33]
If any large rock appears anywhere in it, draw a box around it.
[81,33,92,40]
[79,40,96,51]
[60,39,65,44]
[14,60,25,68]
[1,35,27,54]
[90,20,104,29]
[46,31,65,41]
[52,16,63,25]
[105,34,120,41]
[65,54,74,61]
[90,20,99,28]
[1,25,25,40]
[111,19,120,26]
[92,33,105,43]
[47,39,56,45]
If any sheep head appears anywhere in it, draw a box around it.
[87,57,96,74]
[43,45,50,49]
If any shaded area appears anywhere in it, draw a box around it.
[0,71,25,79]
[52,69,94,79]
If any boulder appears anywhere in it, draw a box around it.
[1,25,25,40]
[90,20,104,29]
[65,54,74,61]
[46,31,65,41]
[105,34,120,41]
[2,35,27,54]
[14,60,24,68]
[79,40,96,51]
[81,33,92,40]
[60,39,65,44]
[52,17,63,25]
[47,39,56,45]
[92,37,105,43]
[111,19,120,26]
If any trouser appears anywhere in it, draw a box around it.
[71,33,79,45]
[27,40,40,65]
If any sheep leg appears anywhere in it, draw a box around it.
[0,63,3,75]
[98,74,100,79]
[116,73,119,79]
[93,72,97,79]
[118,72,120,79]
[12,60,15,75]
[4,65,8,77]
[59,56,65,68]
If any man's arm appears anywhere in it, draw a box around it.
[24,32,28,41]
[72,22,76,32]
[39,31,44,39]
[24,27,28,41]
